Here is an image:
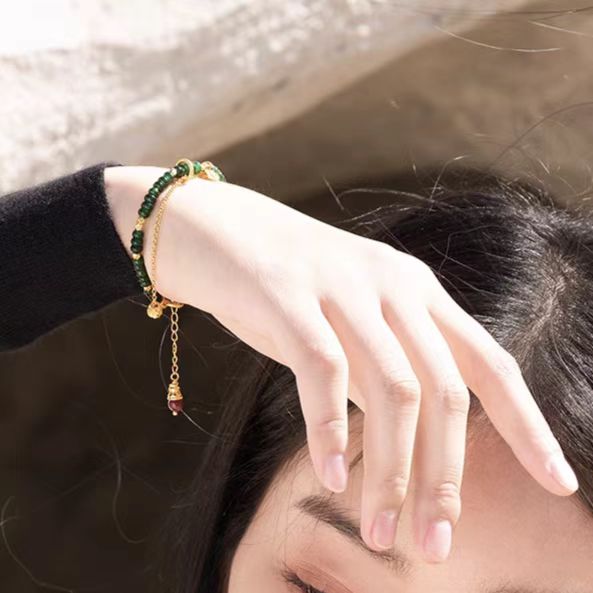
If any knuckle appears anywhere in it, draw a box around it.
[316,350,347,375]
[409,257,437,285]
[376,472,410,503]
[381,373,422,409]
[523,426,557,452]
[312,416,349,436]
[433,376,469,416]
[431,480,462,517]
[369,240,398,263]
[489,348,522,382]
[300,342,347,375]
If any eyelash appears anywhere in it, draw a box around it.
[281,567,326,593]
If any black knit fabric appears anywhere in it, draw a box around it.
[0,161,142,351]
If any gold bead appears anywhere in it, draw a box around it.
[147,300,164,319]
[132,253,141,260]
[135,218,145,231]
[143,284,152,292]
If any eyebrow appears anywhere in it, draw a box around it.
[294,495,580,593]
[295,494,414,578]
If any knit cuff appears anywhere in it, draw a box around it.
[0,161,142,350]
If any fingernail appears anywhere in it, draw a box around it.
[548,452,579,492]
[372,510,397,549]
[423,519,452,562]
[323,453,348,492]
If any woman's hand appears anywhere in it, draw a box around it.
[105,165,579,564]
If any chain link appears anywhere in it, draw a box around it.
[169,305,181,384]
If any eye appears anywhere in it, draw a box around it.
[281,567,326,593]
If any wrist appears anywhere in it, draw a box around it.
[104,165,169,258]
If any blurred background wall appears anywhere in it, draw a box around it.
[1,1,593,591]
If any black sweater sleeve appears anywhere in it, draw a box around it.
[0,161,142,352]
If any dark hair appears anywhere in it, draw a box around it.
[152,170,593,593]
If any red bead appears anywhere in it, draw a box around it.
[168,399,184,416]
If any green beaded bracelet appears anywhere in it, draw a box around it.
[129,158,226,294]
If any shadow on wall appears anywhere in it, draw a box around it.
[201,3,593,209]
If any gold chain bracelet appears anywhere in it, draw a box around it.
[149,175,187,415]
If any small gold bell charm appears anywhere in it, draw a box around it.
[147,299,165,319]
[167,381,184,416]
[146,296,174,319]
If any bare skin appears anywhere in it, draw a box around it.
[229,412,593,592]
[104,164,579,563]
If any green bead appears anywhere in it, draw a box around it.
[148,187,159,196]
[193,161,202,174]
[139,207,150,217]
[134,258,148,275]
[131,244,142,254]
[177,162,189,175]
[163,172,172,183]
[132,229,144,241]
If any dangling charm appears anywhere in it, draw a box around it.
[167,381,184,416]
[146,298,165,319]
[147,295,176,319]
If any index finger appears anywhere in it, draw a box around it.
[427,284,579,497]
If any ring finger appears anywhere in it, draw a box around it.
[382,296,470,564]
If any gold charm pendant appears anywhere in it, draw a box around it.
[167,381,184,416]
[146,295,180,319]
[146,298,166,319]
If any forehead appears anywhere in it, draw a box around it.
[257,411,593,591]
